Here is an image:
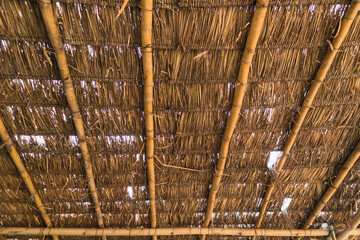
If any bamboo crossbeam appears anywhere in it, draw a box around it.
[37,0,105,237]
[200,1,269,240]
[2,227,360,237]
[0,117,59,240]
[255,0,360,231]
[337,211,360,240]
[140,0,157,239]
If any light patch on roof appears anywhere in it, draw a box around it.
[16,135,45,147]
[68,135,78,147]
[265,108,275,123]
[1,40,8,51]
[281,198,292,212]
[267,151,283,172]
[127,186,134,199]
[320,221,330,230]
[137,47,142,57]
[56,2,63,15]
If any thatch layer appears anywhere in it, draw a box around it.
[201,2,269,240]
[0,0,360,239]
[254,0,360,230]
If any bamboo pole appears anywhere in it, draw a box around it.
[140,0,157,239]
[1,227,359,237]
[337,211,360,240]
[0,117,59,240]
[37,0,105,237]
[255,0,360,231]
[299,141,360,233]
[200,1,269,240]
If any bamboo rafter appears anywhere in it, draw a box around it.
[200,1,269,240]
[2,227,360,237]
[0,117,59,240]
[299,140,360,235]
[140,0,157,239]
[37,0,106,237]
[337,210,360,240]
[255,0,360,231]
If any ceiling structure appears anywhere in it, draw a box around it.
[0,0,360,239]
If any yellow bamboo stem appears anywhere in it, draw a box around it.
[0,117,59,240]
[255,0,360,230]
[37,0,105,237]
[200,1,269,240]
[1,227,358,237]
[337,211,360,240]
[140,0,156,239]
[300,141,360,233]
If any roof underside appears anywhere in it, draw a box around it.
[0,0,360,239]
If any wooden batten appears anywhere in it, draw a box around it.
[140,0,157,239]
[37,0,106,238]
[255,0,360,231]
[0,117,59,240]
[200,1,269,240]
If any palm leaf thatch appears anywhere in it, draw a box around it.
[0,117,59,240]
[37,0,106,238]
[201,1,269,240]
[0,0,360,239]
[255,0,360,232]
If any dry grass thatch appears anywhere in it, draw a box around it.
[0,0,360,239]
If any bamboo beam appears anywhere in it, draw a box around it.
[338,211,360,240]
[200,1,269,240]
[37,0,105,236]
[255,0,360,230]
[140,0,156,239]
[2,227,360,237]
[299,141,360,233]
[0,117,59,240]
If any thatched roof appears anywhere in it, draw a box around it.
[0,0,360,239]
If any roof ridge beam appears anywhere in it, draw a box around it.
[200,1,269,240]
[37,0,106,238]
[140,0,157,239]
[0,117,59,240]
[254,0,360,232]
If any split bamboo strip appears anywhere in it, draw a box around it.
[255,0,360,230]
[200,1,269,240]
[140,0,157,239]
[300,140,360,233]
[337,211,360,240]
[37,0,106,236]
[1,227,358,237]
[0,117,59,240]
